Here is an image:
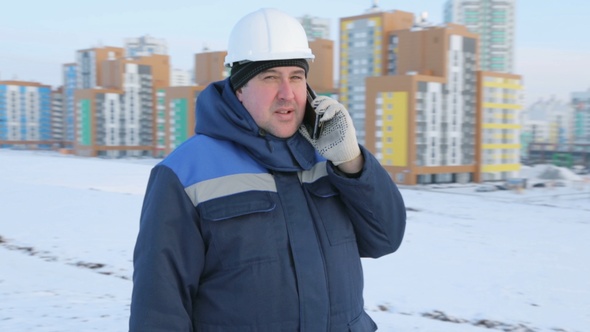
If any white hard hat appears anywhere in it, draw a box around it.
[224,8,315,67]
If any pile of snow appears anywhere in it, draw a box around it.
[520,164,590,187]
[1,149,589,332]
[520,164,584,182]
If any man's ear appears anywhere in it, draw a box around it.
[235,88,243,102]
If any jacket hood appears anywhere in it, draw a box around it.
[195,78,318,172]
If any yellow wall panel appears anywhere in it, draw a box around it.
[482,164,521,173]
[484,82,522,90]
[483,123,520,130]
[380,91,408,167]
[483,102,523,110]
[482,144,521,150]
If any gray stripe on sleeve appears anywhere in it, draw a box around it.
[185,173,277,206]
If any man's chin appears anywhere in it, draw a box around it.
[268,127,299,139]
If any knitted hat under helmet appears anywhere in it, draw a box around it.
[230,59,309,91]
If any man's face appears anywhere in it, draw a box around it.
[236,66,307,138]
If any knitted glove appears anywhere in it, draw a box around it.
[299,96,361,165]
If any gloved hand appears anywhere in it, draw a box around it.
[299,96,361,166]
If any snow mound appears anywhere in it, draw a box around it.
[519,164,583,181]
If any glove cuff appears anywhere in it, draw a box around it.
[332,143,361,166]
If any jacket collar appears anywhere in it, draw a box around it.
[195,79,318,172]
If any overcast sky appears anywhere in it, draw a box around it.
[1,0,589,106]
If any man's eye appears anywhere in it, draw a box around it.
[264,75,278,80]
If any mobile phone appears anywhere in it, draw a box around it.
[303,84,322,139]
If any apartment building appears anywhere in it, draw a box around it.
[527,90,590,166]
[62,63,77,147]
[50,87,64,144]
[444,0,515,73]
[75,88,128,157]
[308,38,336,95]
[520,97,572,158]
[477,71,523,180]
[74,53,170,157]
[76,47,125,89]
[366,23,481,185]
[572,89,590,145]
[154,86,205,157]
[125,35,167,57]
[339,10,415,145]
[195,51,228,86]
[298,14,331,41]
[171,68,192,87]
[0,81,52,149]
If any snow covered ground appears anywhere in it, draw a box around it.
[1,149,589,332]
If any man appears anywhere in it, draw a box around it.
[129,8,406,332]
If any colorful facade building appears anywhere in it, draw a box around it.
[0,81,53,149]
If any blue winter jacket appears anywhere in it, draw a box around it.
[129,78,406,331]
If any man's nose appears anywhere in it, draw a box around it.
[277,79,295,101]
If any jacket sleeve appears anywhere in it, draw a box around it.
[129,165,204,332]
[327,145,406,258]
